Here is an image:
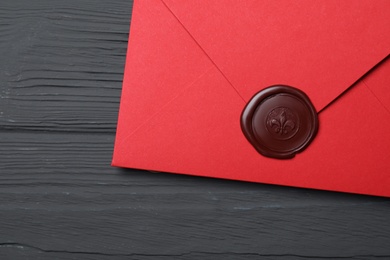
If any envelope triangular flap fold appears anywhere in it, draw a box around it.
[116,66,253,178]
[162,0,390,111]
[113,0,217,164]
[115,0,214,137]
[362,58,390,113]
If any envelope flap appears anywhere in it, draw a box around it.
[115,0,214,136]
[162,0,390,111]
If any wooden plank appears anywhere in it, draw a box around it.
[0,0,131,133]
[1,131,390,258]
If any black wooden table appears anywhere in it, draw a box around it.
[1,1,389,259]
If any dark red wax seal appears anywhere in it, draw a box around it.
[241,85,318,159]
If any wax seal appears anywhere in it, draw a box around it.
[241,85,318,159]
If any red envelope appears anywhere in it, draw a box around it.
[113,0,390,197]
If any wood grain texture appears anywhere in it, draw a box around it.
[1,0,390,259]
[0,0,129,133]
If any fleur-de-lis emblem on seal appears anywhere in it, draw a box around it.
[266,107,299,140]
[269,109,295,135]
